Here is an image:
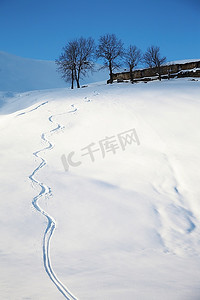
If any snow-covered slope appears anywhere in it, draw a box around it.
[0,78,200,300]
[0,51,108,92]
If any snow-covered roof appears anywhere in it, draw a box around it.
[166,59,200,65]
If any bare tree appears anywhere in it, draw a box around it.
[56,37,95,89]
[96,34,124,83]
[75,37,95,88]
[143,46,166,81]
[124,45,142,82]
[56,41,77,89]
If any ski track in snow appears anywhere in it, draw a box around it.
[18,101,78,300]
[16,100,48,117]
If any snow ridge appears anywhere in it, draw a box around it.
[27,106,78,300]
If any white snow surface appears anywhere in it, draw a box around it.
[0,78,200,299]
[0,51,108,92]
[166,59,200,65]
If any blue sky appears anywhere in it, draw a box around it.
[0,0,199,62]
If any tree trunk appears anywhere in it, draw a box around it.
[75,69,80,88]
[76,78,80,88]
[109,61,113,84]
[130,67,133,83]
[71,69,74,89]
[76,68,80,88]
[158,65,161,81]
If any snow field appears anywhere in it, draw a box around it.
[0,78,200,299]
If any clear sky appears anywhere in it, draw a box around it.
[0,0,199,62]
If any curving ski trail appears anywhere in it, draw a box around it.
[16,101,48,117]
[27,104,78,300]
